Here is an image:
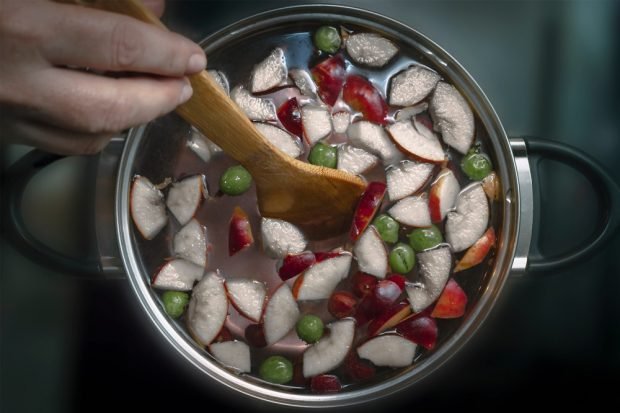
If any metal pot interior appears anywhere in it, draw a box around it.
[115,5,520,408]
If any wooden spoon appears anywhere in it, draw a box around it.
[60,0,367,239]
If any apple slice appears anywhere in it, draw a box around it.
[277,97,303,137]
[387,119,445,163]
[343,75,388,125]
[263,283,300,345]
[445,183,489,252]
[310,374,342,394]
[389,66,440,107]
[229,207,253,256]
[209,340,251,373]
[345,33,398,68]
[431,278,468,318]
[260,218,307,259]
[351,271,379,298]
[301,105,332,145]
[310,55,345,106]
[289,68,319,100]
[350,181,386,241]
[130,175,167,240]
[353,226,388,279]
[231,85,276,121]
[166,175,207,226]
[225,278,267,323]
[405,246,452,313]
[277,251,316,281]
[394,103,429,122]
[367,300,412,336]
[395,313,438,350]
[482,171,501,201]
[250,47,288,94]
[152,258,204,291]
[347,120,402,165]
[386,160,435,202]
[303,318,355,377]
[254,122,302,158]
[332,111,351,134]
[187,272,229,346]
[207,70,230,96]
[357,335,416,368]
[428,168,460,223]
[337,144,379,175]
[173,218,209,268]
[429,82,474,154]
[454,227,496,272]
[388,194,432,227]
[293,252,353,300]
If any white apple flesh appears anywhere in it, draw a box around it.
[428,168,460,223]
[429,81,474,155]
[263,283,300,345]
[389,65,440,107]
[388,194,432,227]
[405,246,452,313]
[173,218,209,268]
[347,120,403,165]
[346,33,398,68]
[295,252,353,300]
[357,334,416,367]
[187,272,229,346]
[209,340,251,373]
[337,144,379,175]
[152,258,205,291]
[254,122,302,158]
[303,318,355,377]
[231,85,277,121]
[250,47,288,94]
[166,175,207,226]
[386,160,435,201]
[353,227,388,279]
[301,105,333,144]
[225,278,267,323]
[130,175,167,240]
[387,119,445,163]
[260,218,307,259]
[445,183,489,252]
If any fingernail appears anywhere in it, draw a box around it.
[179,79,193,104]
[187,53,206,73]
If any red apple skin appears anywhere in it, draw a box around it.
[429,169,456,223]
[328,291,358,319]
[350,181,387,241]
[228,206,253,256]
[277,97,303,137]
[454,227,496,272]
[311,55,346,106]
[353,295,376,325]
[367,301,412,336]
[213,326,234,343]
[351,271,378,298]
[310,374,342,394]
[415,113,434,131]
[343,351,376,382]
[278,251,316,281]
[314,250,344,262]
[244,324,267,348]
[342,75,388,125]
[395,314,438,350]
[431,278,468,319]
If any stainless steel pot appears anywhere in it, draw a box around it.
[3,5,619,409]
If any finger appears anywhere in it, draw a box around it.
[40,3,205,76]
[20,67,193,135]
[2,117,116,156]
[141,0,165,18]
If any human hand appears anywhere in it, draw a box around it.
[0,0,206,155]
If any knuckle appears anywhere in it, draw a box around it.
[110,20,143,70]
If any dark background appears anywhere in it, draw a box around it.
[1,1,619,412]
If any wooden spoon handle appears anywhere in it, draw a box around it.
[55,0,282,167]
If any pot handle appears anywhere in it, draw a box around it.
[1,149,103,277]
[521,137,620,273]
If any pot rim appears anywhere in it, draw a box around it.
[115,4,520,408]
